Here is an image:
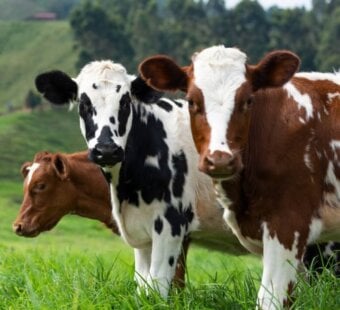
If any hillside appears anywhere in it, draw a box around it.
[0,107,86,182]
[0,20,78,113]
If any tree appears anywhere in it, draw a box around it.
[70,1,134,70]
[268,7,318,70]
[316,6,340,71]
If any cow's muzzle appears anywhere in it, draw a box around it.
[89,143,124,166]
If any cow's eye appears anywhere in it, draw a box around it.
[34,183,46,192]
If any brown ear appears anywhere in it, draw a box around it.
[138,55,189,92]
[21,162,33,178]
[52,154,69,180]
[248,50,300,91]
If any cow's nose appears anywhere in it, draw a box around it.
[13,222,23,235]
[89,143,124,166]
[200,151,239,178]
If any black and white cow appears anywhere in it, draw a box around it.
[34,60,220,297]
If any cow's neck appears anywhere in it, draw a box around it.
[67,154,118,234]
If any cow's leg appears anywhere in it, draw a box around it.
[173,236,191,288]
[257,224,304,310]
[134,246,152,291]
[148,221,185,298]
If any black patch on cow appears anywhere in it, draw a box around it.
[110,116,115,125]
[100,169,112,184]
[118,92,132,136]
[97,126,113,144]
[168,256,174,267]
[303,242,340,276]
[172,151,188,198]
[157,99,173,112]
[173,100,183,108]
[35,70,78,105]
[116,85,121,93]
[154,217,163,234]
[131,76,164,103]
[116,104,172,207]
[79,93,98,141]
[164,203,194,237]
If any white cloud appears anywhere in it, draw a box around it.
[225,0,312,10]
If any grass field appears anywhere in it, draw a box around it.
[0,180,339,309]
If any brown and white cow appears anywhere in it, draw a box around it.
[139,46,340,309]
[12,150,246,288]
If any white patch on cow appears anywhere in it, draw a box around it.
[327,92,340,104]
[299,117,306,124]
[145,155,159,169]
[307,217,323,244]
[325,162,340,201]
[296,72,340,85]
[257,223,300,310]
[324,241,335,257]
[330,140,340,161]
[304,142,313,172]
[193,46,247,155]
[27,163,40,186]
[284,82,313,120]
[323,106,330,115]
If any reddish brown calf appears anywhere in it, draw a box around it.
[139,46,340,309]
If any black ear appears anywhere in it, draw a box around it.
[35,70,78,105]
[131,76,163,104]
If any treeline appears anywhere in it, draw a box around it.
[68,0,340,72]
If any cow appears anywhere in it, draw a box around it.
[33,61,243,297]
[12,150,244,288]
[138,45,340,309]
[13,150,339,290]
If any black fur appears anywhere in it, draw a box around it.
[157,99,173,112]
[164,203,194,237]
[172,151,188,198]
[131,76,164,103]
[154,217,163,234]
[79,93,98,141]
[118,92,132,136]
[35,70,78,105]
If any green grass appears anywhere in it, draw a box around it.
[0,20,77,113]
[0,183,339,309]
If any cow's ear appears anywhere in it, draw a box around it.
[35,70,78,105]
[21,162,32,178]
[248,50,300,91]
[139,55,189,92]
[52,154,69,180]
[131,76,164,103]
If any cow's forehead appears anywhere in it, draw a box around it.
[193,46,247,103]
[76,60,130,86]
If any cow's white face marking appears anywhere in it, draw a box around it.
[193,46,247,155]
[284,82,313,120]
[27,163,40,186]
[76,61,133,150]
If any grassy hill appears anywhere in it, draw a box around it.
[0,107,86,182]
[0,20,78,113]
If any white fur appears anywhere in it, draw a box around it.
[193,46,247,155]
[257,223,300,310]
[284,82,313,120]
[27,163,40,186]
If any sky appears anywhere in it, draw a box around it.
[225,0,312,10]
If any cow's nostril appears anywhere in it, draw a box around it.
[204,156,215,168]
[13,223,23,235]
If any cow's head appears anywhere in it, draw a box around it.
[13,151,76,237]
[139,46,300,179]
[35,61,162,168]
